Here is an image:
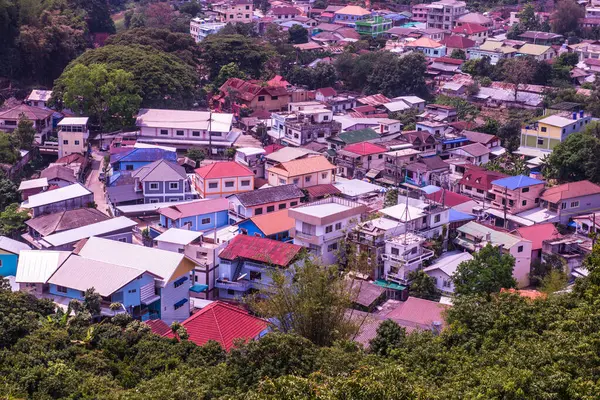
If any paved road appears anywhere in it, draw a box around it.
[85,151,110,215]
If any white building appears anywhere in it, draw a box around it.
[382,232,435,285]
[190,18,226,42]
[289,197,366,265]
[58,117,89,158]
[423,251,473,294]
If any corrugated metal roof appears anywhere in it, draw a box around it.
[18,178,48,191]
[457,221,525,248]
[0,236,30,254]
[268,155,335,177]
[155,228,202,245]
[219,235,302,267]
[21,183,92,209]
[158,198,229,220]
[232,184,304,207]
[40,216,137,247]
[248,209,295,236]
[491,175,544,190]
[424,251,473,276]
[16,250,71,283]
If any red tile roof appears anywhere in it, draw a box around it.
[219,234,303,267]
[458,167,507,192]
[145,319,172,336]
[175,301,268,351]
[500,288,547,300]
[435,56,464,65]
[342,141,387,156]
[426,189,473,207]
[440,35,476,49]
[195,161,253,179]
[513,223,561,251]
[264,144,285,155]
[317,87,337,97]
[305,183,341,198]
[385,297,449,330]
[541,180,600,203]
[452,22,487,35]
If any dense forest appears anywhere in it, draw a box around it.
[2,242,600,399]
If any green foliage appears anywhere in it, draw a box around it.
[369,319,406,356]
[453,243,516,296]
[0,131,20,164]
[450,48,466,60]
[286,63,337,90]
[551,0,584,35]
[13,113,36,150]
[335,51,428,97]
[497,119,522,153]
[435,95,479,121]
[384,188,398,207]
[52,63,142,131]
[288,24,308,44]
[54,45,198,110]
[544,128,600,183]
[186,148,205,165]
[540,269,568,294]
[407,270,441,301]
[0,203,29,238]
[200,34,274,80]
[210,62,246,92]
[389,108,419,130]
[529,254,565,287]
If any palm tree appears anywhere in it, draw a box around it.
[109,302,123,317]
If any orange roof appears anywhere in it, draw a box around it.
[268,155,335,177]
[541,180,600,203]
[500,288,547,300]
[249,209,295,236]
[513,223,561,251]
[342,141,387,156]
[195,161,253,179]
[334,5,371,16]
[406,37,443,49]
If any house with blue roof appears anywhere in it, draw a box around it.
[490,175,545,214]
[110,148,177,172]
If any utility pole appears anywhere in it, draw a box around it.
[208,111,212,158]
[503,185,508,229]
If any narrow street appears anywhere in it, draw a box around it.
[85,150,110,215]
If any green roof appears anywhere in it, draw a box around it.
[457,221,522,249]
[375,279,406,291]
[338,128,380,144]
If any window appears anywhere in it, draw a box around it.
[522,200,527,206]
[118,238,127,242]
[327,242,338,252]
[174,299,188,310]
[422,216,427,224]
[522,187,530,193]
[321,172,328,179]
[160,129,168,135]
[63,140,68,145]
[562,128,566,134]
[225,181,234,188]
[391,247,399,255]
[169,182,179,190]
[201,217,211,224]
[465,185,472,191]
[279,178,286,184]
[434,214,441,223]
[128,289,137,293]
[258,95,265,102]
[293,178,299,185]
[74,140,80,145]
[335,222,342,230]
[476,189,484,194]
[149,183,159,190]
[325,225,333,233]
[570,201,580,208]
[278,203,286,210]
[535,198,539,204]
[290,201,298,206]
[537,138,544,145]
[126,165,134,171]
[255,207,263,215]
[267,205,275,212]
[272,96,278,100]
[176,130,184,136]
[208,182,218,189]
[241,180,250,187]
[192,131,200,137]
[517,245,524,253]
[149,198,160,203]
[250,271,262,281]
[305,176,311,182]
[56,285,68,294]
[561,202,566,209]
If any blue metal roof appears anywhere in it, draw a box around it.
[443,138,469,144]
[491,175,544,190]
[110,148,177,164]
[449,209,476,223]
[190,284,208,293]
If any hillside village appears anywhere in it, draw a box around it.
[3,0,600,396]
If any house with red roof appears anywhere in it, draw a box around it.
[384,296,449,332]
[458,166,507,201]
[452,22,488,43]
[513,223,561,261]
[315,87,337,101]
[216,235,303,298]
[214,78,290,114]
[147,301,269,351]
[194,161,254,199]
[335,141,388,179]
[540,180,600,224]
[440,35,476,54]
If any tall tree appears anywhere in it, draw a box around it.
[407,270,440,301]
[13,114,36,150]
[288,24,308,44]
[544,130,600,183]
[54,63,142,131]
[499,57,535,100]
[452,243,516,296]
[0,203,29,238]
[497,119,522,153]
[551,0,584,35]
[369,320,406,356]
[0,131,19,164]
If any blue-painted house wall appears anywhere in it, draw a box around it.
[159,210,229,232]
[237,220,292,242]
[113,160,152,172]
[0,253,19,277]
[49,284,85,300]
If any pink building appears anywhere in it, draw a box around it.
[412,4,429,23]
[489,175,545,214]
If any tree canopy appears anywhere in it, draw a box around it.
[544,127,600,183]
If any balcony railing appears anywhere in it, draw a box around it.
[215,278,250,291]
[381,248,434,265]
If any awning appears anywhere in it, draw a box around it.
[443,138,469,145]
[490,146,506,156]
[418,185,441,195]
[174,276,189,286]
[365,169,381,179]
[190,284,208,293]
[174,298,188,308]
[141,295,161,305]
[374,279,406,291]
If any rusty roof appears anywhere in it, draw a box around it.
[218,234,303,267]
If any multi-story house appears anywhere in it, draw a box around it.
[290,197,366,265]
[542,234,593,279]
[412,3,429,23]
[214,0,254,23]
[448,143,491,165]
[26,89,53,108]
[521,112,591,151]
[451,22,488,43]
[194,161,254,199]
[57,117,89,158]
[458,166,507,201]
[423,251,474,295]
[456,12,493,28]
[460,130,501,149]
[489,175,545,214]
[21,183,93,217]
[110,148,177,172]
[215,78,289,114]
[419,104,458,123]
[403,155,450,188]
[416,120,448,135]
[336,141,387,179]
[401,131,438,156]
[227,184,304,223]
[155,198,230,234]
[267,155,335,188]
[333,5,371,23]
[405,37,447,58]
[271,108,341,147]
[0,104,54,144]
[455,221,532,287]
[235,147,266,179]
[517,44,556,61]
[132,159,196,204]
[189,18,226,42]
[355,16,393,37]
[382,232,435,285]
[269,6,301,21]
[540,180,600,224]
[425,0,467,31]
[468,39,517,65]
[135,108,236,153]
[383,148,421,184]
[216,234,303,299]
